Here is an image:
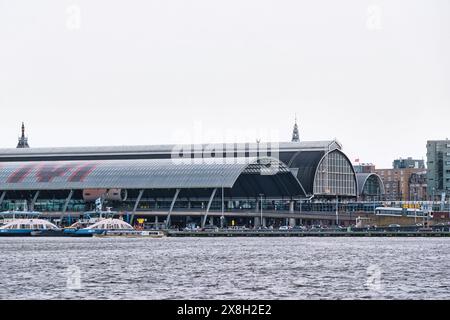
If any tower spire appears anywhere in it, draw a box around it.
[291,116,300,142]
[17,122,30,148]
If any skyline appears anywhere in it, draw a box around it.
[0,120,432,170]
[1,0,449,168]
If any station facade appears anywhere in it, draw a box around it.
[0,123,385,227]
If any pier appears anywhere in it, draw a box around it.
[168,230,450,237]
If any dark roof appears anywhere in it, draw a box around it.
[287,151,326,195]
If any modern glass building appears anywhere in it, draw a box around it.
[393,157,425,170]
[427,140,450,199]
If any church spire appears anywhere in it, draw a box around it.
[291,115,300,142]
[17,122,30,148]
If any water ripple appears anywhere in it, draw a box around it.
[0,237,449,300]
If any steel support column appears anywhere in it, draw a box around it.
[165,189,180,229]
[0,191,6,208]
[202,188,217,228]
[30,191,40,212]
[60,190,74,225]
[130,189,145,225]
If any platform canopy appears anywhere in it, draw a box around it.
[0,157,306,198]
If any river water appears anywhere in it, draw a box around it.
[0,237,448,300]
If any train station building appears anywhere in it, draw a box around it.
[0,122,385,227]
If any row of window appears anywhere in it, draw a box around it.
[3,224,57,230]
[313,152,356,196]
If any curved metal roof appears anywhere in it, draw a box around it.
[0,157,305,197]
[356,173,385,196]
[287,150,327,195]
[287,149,357,196]
[0,140,342,162]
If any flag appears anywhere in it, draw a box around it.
[95,198,102,211]
[355,158,360,163]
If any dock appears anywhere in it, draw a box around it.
[167,230,450,237]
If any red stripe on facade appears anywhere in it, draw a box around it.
[68,163,97,182]
[7,164,36,183]
[36,163,76,183]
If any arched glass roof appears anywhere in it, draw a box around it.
[356,173,385,196]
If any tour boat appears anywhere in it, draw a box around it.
[63,209,123,237]
[71,218,135,237]
[0,211,41,227]
[93,229,166,238]
[0,218,63,237]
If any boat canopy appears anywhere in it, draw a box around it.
[85,218,134,230]
[0,219,59,230]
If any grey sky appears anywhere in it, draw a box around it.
[0,0,449,168]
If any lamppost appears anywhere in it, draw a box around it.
[414,192,417,224]
[259,193,264,229]
[430,187,436,228]
[336,194,339,227]
[220,182,224,229]
[373,186,381,214]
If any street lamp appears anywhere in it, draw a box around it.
[259,193,264,229]
[336,194,339,227]
[426,187,436,228]
[220,182,224,229]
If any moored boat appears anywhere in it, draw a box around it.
[0,218,64,237]
[0,211,41,227]
[93,230,166,238]
[71,218,135,237]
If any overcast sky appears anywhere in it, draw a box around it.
[0,0,449,168]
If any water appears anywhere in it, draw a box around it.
[0,237,449,300]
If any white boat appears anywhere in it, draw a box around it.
[0,211,41,227]
[0,218,63,237]
[74,218,135,236]
[63,209,124,236]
